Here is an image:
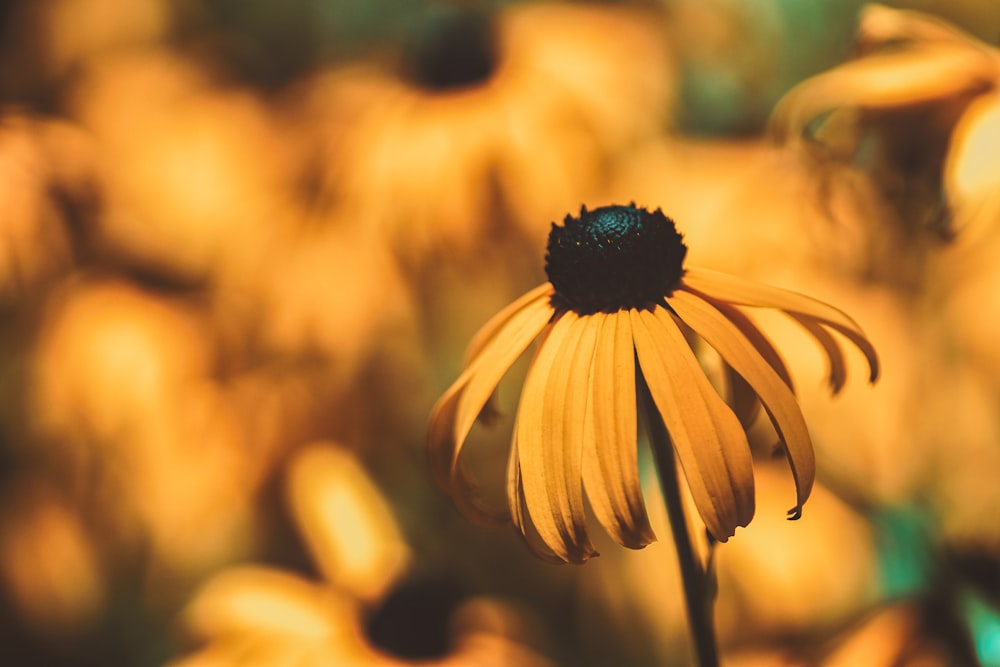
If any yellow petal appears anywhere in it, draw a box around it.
[462,284,555,426]
[581,312,655,549]
[770,44,996,143]
[554,314,602,562]
[516,312,598,563]
[453,292,554,464]
[790,315,847,394]
[463,284,554,365]
[505,433,563,564]
[858,4,993,51]
[286,445,409,603]
[181,566,353,641]
[631,307,755,541]
[428,386,507,525]
[425,288,552,525]
[514,316,573,560]
[668,290,815,520]
[427,379,467,492]
[506,432,528,540]
[945,91,1000,237]
[682,268,880,383]
[704,297,795,392]
[725,362,762,429]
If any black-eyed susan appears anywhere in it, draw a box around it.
[770,4,1000,250]
[428,204,880,565]
[171,443,555,667]
[295,2,673,259]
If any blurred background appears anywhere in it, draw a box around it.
[1,0,1000,665]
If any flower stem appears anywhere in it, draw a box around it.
[639,374,720,667]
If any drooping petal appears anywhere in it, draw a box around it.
[668,290,815,520]
[506,432,527,538]
[506,428,564,564]
[546,313,602,562]
[790,315,847,394]
[427,375,509,525]
[769,44,996,144]
[452,293,554,469]
[516,311,599,563]
[857,3,994,49]
[631,307,755,542]
[463,284,554,365]
[506,337,565,564]
[427,379,466,491]
[581,312,655,550]
[697,294,795,392]
[555,316,602,559]
[426,288,552,525]
[462,284,555,425]
[682,268,880,383]
[725,362,762,429]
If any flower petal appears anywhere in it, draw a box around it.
[582,312,655,550]
[516,312,599,563]
[682,268,879,383]
[790,315,847,394]
[725,362,762,429]
[452,292,553,470]
[506,433,527,538]
[770,44,996,144]
[462,284,555,424]
[505,433,564,564]
[668,290,815,520]
[464,284,554,365]
[427,379,466,491]
[427,376,508,525]
[857,3,992,49]
[426,288,552,525]
[631,307,755,542]
[697,295,795,392]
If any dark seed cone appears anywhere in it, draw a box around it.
[546,204,688,315]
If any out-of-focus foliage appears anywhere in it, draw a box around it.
[1,0,1000,665]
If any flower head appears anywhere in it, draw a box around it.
[172,443,553,667]
[428,204,879,564]
[299,3,673,259]
[770,4,1000,246]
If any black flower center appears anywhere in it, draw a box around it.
[545,204,688,315]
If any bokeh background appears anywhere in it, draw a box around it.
[2,0,1000,665]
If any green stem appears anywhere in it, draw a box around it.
[639,374,720,667]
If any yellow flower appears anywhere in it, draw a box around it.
[428,204,879,564]
[172,443,554,667]
[296,2,672,258]
[770,4,1000,244]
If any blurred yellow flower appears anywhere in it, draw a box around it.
[30,279,256,579]
[172,442,554,667]
[249,219,414,386]
[771,3,1000,245]
[67,49,298,285]
[293,2,673,259]
[428,204,878,563]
